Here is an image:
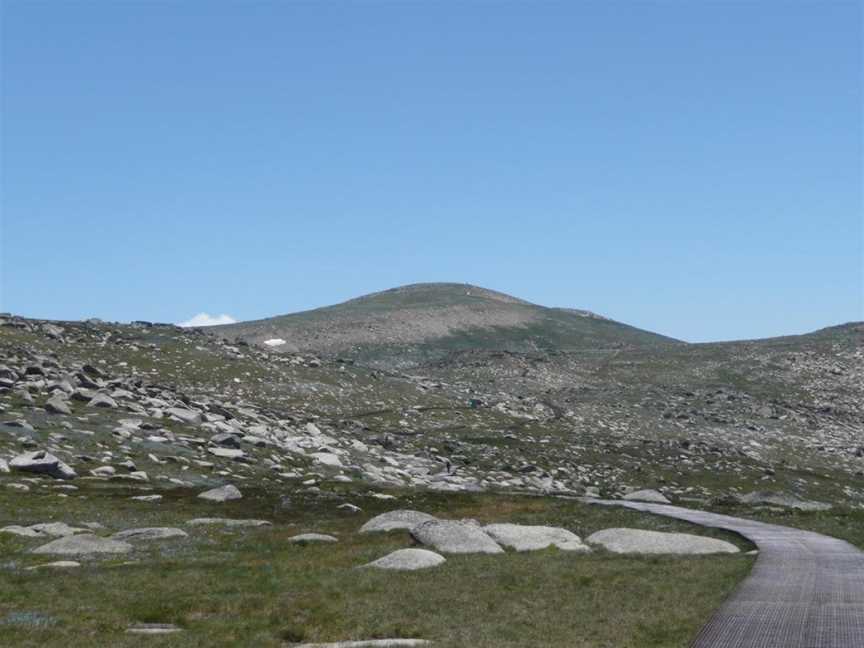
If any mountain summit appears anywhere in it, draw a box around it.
[210,283,679,367]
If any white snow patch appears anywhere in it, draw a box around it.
[263,338,287,347]
[177,313,237,328]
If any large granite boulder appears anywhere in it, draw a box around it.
[197,484,242,502]
[112,528,188,542]
[362,548,446,571]
[31,534,133,556]
[359,510,437,534]
[410,520,504,555]
[586,528,739,554]
[622,489,671,504]
[10,451,77,480]
[483,524,591,552]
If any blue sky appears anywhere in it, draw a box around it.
[1,1,861,342]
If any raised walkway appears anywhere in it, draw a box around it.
[591,499,864,648]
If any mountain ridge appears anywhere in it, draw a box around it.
[209,282,681,367]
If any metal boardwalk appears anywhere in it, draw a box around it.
[593,500,864,648]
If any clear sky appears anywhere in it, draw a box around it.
[1,1,861,342]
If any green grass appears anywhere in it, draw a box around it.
[0,484,753,647]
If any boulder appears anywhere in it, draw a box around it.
[9,451,77,480]
[197,484,242,502]
[166,408,202,424]
[126,624,183,635]
[186,518,272,528]
[210,433,241,448]
[29,522,89,537]
[310,452,343,467]
[736,491,832,512]
[361,548,446,571]
[623,489,671,504]
[25,561,81,570]
[207,447,246,460]
[31,534,133,555]
[291,641,431,647]
[288,533,338,544]
[112,527,188,542]
[44,396,72,415]
[359,510,437,533]
[88,393,118,409]
[586,528,739,554]
[410,520,504,555]
[483,524,591,552]
[1,525,43,538]
[81,363,105,378]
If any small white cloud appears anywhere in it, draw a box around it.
[177,312,237,328]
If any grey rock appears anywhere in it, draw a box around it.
[88,393,118,408]
[207,447,246,460]
[586,528,739,554]
[71,388,96,402]
[3,417,33,429]
[361,548,446,571]
[112,527,188,542]
[737,491,832,512]
[210,433,241,448]
[29,522,89,537]
[44,396,71,415]
[292,641,431,647]
[186,518,272,528]
[126,623,183,635]
[10,450,77,480]
[1,525,43,538]
[166,407,202,424]
[25,561,81,570]
[197,484,242,502]
[288,533,338,544]
[411,520,504,555]
[483,524,591,552]
[359,510,438,533]
[31,534,133,555]
[81,364,106,378]
[623,489,671,504]
[310,452,343,467]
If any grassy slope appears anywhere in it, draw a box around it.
[0,485,753,648]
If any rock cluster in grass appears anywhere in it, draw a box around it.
[358,509,598,569]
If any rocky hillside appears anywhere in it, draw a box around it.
[1,312,861,508]
[210,283,680,368]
